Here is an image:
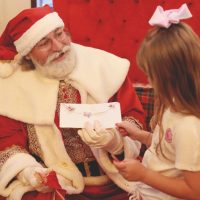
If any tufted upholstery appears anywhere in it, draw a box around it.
[53,0,200,84]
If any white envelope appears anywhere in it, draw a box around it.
[59,102,122,128]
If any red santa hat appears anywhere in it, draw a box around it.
[0,5,64,78]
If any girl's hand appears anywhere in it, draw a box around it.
[113,158,147,181]
[116,121,141,140]
[116,121,152,146]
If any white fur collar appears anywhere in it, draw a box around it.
[0,43,129,124]
[0,69,59,124]
[68,43,130,103]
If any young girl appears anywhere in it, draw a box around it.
[113,4,200,200]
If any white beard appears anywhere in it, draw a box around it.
[31,45,76,80]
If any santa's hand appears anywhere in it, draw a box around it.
[17,166,51,192]
[78,121,123,154]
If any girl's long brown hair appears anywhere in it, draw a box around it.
[137,23,200,156]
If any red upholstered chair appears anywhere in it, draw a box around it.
[53,0,200,84]
[52,0,200,131]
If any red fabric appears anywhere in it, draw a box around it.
[0,117,65,200]
[53,0,200,84]
[0,191,62,200]
[0,191,66,200]
[0,77,144,199]
[0,172,129,200]
[0,5,52,60]
[0,46,17,60]
[0,115,27,150]
[45,171,66,197]
[109,77,145,127]
[23,192,57,200]
[54,76,145,128]
[134,87,154,131]
[44,171,66,200]
[68,184,129,200]
[0,171,66,200]
[0,183,129,200]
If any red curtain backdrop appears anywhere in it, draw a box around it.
[53,0,200,84]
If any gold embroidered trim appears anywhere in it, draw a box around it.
[123,116,143,129]
[62,128,95,164]
[57,80,81,112]
[57,81,96,164]
[27,124,43,159]
[0,145,27,169]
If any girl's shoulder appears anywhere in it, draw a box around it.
[164,108,199,120]
[163,108,200,130]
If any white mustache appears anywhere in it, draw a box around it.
[45,45,71,64]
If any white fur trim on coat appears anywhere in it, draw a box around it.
[69,43,130,103]
[7,184,34,200]
[0,153,41,197]
[0,43,129,124]
[0,125,85,198]
[92,137,141,193]
[0,68,59,124]
[34,124,84,194]
[0,44,131,197]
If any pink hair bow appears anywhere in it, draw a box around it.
[149,3,192,28]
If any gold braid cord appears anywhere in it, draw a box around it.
[123,116,143,130]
